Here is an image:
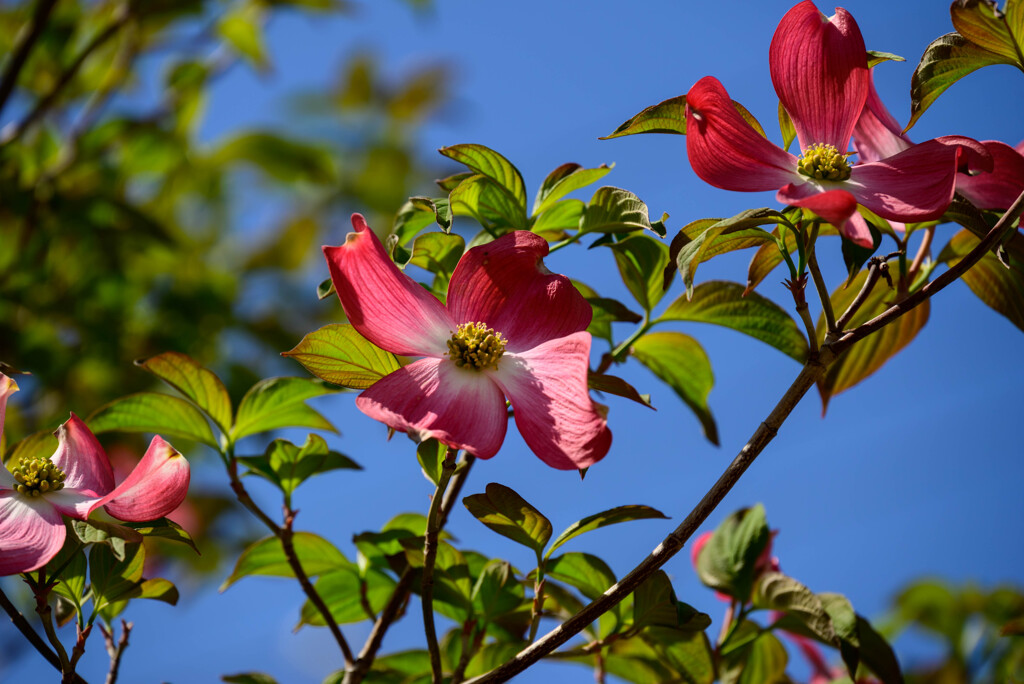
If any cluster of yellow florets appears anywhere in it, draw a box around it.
[447,322,507,370]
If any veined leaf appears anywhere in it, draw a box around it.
[392,196,452,246]
[231,377,336,442]
[658,280,808,362]
[283,324,401,390]
[463,483,552,558]
[448,173,527,231]
[299,566,396,626]
[547,505,667,557]
[587,372,655,410]
[440,144,527,210]
[755,572,836,645]
[123,518,200,555]
[546,552,617,601]
[87,393,218,448]
[951,0,1022,62]
[938,229,1024,333]
[221,533,350,590]
[532,199,585,240]
[694,504,770,601]
[135,352,232,435]
[675,209,785,295]
[409,231,465,281]
[609,234,670,313]
[630,332,718,445]
[601,95,766,139]
[534,163,613,216]
[579,186,654,235]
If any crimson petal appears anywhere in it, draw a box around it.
[492,332,611,470]
[852,74,911,163]
[446,231,592,352]
[685,76,799,192]
[956,140,1024,211]
[51,413,115,497]
[356,358,508,459]
[769,1,868,153]
[100,436,190,522]
[324,213,454,357]
[0,493,65,576]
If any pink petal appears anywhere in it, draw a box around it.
[0,373,17,444]
[46,489,104,520]
[853,74,911,163]
[0,492,65,575]
[776,186,870,245]
[51,414,115,497]
[685,76,800,192]
[690,531,713,568]
[769,1,868,152]
[445,231,592,352]
[323,213,454,357]
[355,357,508,459]
[491,332,611,470]
[99,436,190,522]
[848,138,985,223]
[957,140,1024,210]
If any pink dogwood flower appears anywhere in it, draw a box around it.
[323,214,611,470]
[0,375,191,575]
[683,1,990,247]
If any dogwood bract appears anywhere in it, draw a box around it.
[323,214,611,470]
[0,374,191,575]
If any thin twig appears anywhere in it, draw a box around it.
[834,255,893,331]
[806,242,837,337]
[450,621,483,684]
[2,4,131,144]
[99,620,132,684]
[67,622,93,683]
[225,457,356,666]
[0,0,60,118]
[0,584,88,682]
[423,448,458,683]
[785,275,818,356]
[342,453,477,684]
[907,226,936,282]
[462,189,1024,684]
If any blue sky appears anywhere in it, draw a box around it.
[4,1,1023,682]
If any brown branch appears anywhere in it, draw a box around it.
[464,191,1024,683]
[907,226,935,282]
[99,620,131,684]
[423,448,458,683]
[834,253,896,332]
[342,452,477,684]
[2,4,131,144]
[0,0,60,118]
[0,584,87,683]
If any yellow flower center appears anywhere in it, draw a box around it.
[447,322,507,371]
[11,456,66,497]
[797,143,852,181]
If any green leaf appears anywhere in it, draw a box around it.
[778,102,796,151]
[694,505,771,601]
[580,186,654,235]
[588,372,655,410]
[248,434,360,499]
[721,625,788,684]
[222,674,279,684]
[908,32,1017,132]
[547,505,667,558]
[135,352,232,435]
[89,542,146,614]
[609,234,670,313]
[675,210,787,296]
[392,196,452,247]
[299,567,397,626]
[448,174,527,231]
[69,519,143,561]
[939,229,1024,333]
[221,533,350,590]
[416,438,446,486]
[856,614,904,684]
[601,95,689,138]
[639,627,716,684]
[284,324,401,390]
[546,552,617,601]
[463,483,552,558]
[471,560,524,622]
[534,163,613,216]
[87,392,218,448]
[50,546,88,610]
[127,578,180,606]
[816,269,930,412]
[123,518,200,555]
[756,572,836,644]
[408,231,465,282]
[633,570,683,629]
[4,429,56,467]
[215,132,336,184]
[218,4,269,71]
[232,377,336,442]
[658,280,808,362]
[317,277,336,301]
[951,0,1022,62]
[532,199,585,240]
[572,280,643,344]
[820,592,861,677]
[440,144,527,210]
[630,332,718,445]
[867,50,906,67]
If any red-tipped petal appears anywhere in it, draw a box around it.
[492,332,611,471]
[776,185,868,244]
[957,140,1024,210]
[51,414,115,497]
[685,76,799,192]
[0,373,17,444]
[0,493,65,575]
[323,214,454,357]
[769,1,868,152]
[446,231,592,352]
[99,436,190,522]
[356,358,508,459]
[847,139,977,223]
[853,74,911,163]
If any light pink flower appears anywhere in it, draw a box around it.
[684,1,989,247]
[0,376,190,575]
[323,214,611,470]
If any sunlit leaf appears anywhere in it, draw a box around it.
[534,163,613,216]
[471,560,524,622]
[546,552,617,601]
[123,518,200,555]
[463,483,552,558]
[284,324,401,390]
[658,280,808,362]
[630,332,718,445]
[299,566,396,626]
[609,234,670,313]
[232,377,336,442]
[88,393,218,448]
[694,504,770,601]
[951,0,1022,62]
[675,210,784,295]
[135,352,232,435]
[221,533,350,590]
[547,505,667,557]
[938,229,1024,332]
[580,186,655,236]
[601,95,689,138]
[218,4,269,70]
[531,199,585,240]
